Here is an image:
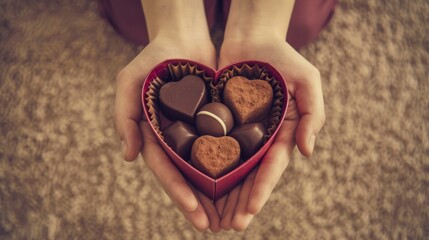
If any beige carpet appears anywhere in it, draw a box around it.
[1,0,428,239]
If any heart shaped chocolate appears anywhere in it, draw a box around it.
[223,76,273,125]
[191,136,240,178]
[159,75,208,124]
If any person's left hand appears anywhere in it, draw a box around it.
[216,35,325,231]
[215,112,298,231]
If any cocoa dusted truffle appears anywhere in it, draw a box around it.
[223,76,273,125]
[159,75,208,124]
[196,102,234,137]
[191,136,240,178]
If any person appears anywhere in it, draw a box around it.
[99,0,334,232]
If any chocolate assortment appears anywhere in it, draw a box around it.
[143,60,288,200]
[157,74,272,178]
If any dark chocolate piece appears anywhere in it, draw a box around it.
[223,76,273,125]
[229,123,267,159]
[163,121,199,160]
[159,112,173,130]
[159,75,208,124]
[196,102,234,137]
[191,136,240,178]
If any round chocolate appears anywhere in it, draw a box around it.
[229,123,267,159]
[196,102,234,137]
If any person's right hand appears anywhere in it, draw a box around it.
[116,36,216,161]
[115,36,220,231]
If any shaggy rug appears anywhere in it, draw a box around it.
[1,0,428,239]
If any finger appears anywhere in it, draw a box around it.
[140,122,199,212]
[293,67,325,157]
[231,170,257,232]
[220,184,242,230]
[247,122,296,215]
[115,69,144,161]
[284,94,299,121]
[181,192,210,232]
[196,191,221,233]
[214,195,227,217]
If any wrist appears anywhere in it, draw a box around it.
[223,28,286,45]
[152,34,214,52]
[223,0,294,43]
[152,30,212,46]
[142,0,211,43]
[222,32,285,51]
[147,36,216,68]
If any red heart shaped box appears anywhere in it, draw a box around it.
[142,59,288,201]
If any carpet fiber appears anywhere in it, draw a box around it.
[1,0,428,239]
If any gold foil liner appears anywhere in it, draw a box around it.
[145,62,213,139]
[215,64,285,142]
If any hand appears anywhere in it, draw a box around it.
[140,121,223,232]
[115,36,221,231]
[216,36,325,231]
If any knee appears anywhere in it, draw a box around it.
[287,1,336,49]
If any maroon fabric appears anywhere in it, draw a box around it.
[98,0,149,45]
[286,0,337,49]
[98,0,336,50]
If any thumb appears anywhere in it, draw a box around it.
[293,69,325,157]
[117,118,142,161]
[115,69,143,161]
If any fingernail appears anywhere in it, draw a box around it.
[308,135,316,155]
[183,198,198,212]
[121,140,127,160]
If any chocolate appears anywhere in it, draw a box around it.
[229,123,268,159]
[159,75,208,124]
[163,121,199,160]
[196,102,234,137]
[191,136,240,178]
[223,76,273,125]
[159,112,173,130]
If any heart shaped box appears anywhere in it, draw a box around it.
[142,59,288,201]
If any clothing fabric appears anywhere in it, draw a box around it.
[98,0,336,50]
